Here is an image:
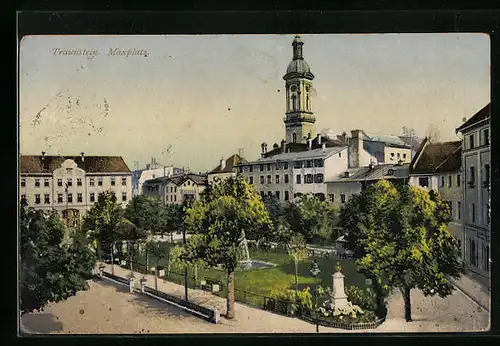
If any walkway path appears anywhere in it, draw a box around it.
[20,264,489,334]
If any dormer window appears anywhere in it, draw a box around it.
[344,172,349,178]
[387,169,395,176]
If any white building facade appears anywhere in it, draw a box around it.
[20,153,133,227]
[409,138,463,257]
[142,173,207,205]
[456,104,491,282]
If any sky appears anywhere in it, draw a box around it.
[19,34,490,173]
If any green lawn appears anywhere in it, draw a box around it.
[127,243,369,300]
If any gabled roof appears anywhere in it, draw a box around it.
[209,154,248,174]
[143,173,207,187]
[245,146,347,165]
[20,155,131,174]
[327,163,409,183]
[409,138,461,174]
[456,103,491,133]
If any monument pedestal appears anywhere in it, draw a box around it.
[330,271,348,310]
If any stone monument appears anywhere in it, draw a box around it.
[330,262,349,310]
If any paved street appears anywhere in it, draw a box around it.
[20,264,489,334]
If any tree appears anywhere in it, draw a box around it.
[166,203,186,241]
[81,191,123,259]
[284,231,309,294]
[146,242,170,290]
[124,195,170,235]
[340,180,463,322]
[181,175,273,319]
[285,194,340,243]
[425,124,441,143]
[20,200,96,314]
[116,218,149,274]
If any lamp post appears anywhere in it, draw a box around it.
[309,259,321,333]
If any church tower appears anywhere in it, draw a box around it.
[283,35,316,145]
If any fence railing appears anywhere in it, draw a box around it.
[111,258,385,330]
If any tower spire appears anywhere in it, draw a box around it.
[292,35,304,60]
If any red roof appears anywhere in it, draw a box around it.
[20,155,131,174]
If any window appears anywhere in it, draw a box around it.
[448,175,452,188]
[341,194,346,203]
[97,178,102,186]
[77,193,83,203]
[35,179,40,187]
[44,194,50,204]
[306,160,313,168]
[89,178,94,186]
[44,179,49,187]
[174,187,177,193]
[483,164,490,187]
[275,175,280,184]
[260,191,265,198]
[483,129,490,146]
[469,134,474,149]
[284,174,289,183]
[329,194,334,202]
[457,239,461,253]
[58,194,63,203]
[267,164,271,171]
[122,192,127,202]
[275,191,280,200]
[419,177,429,188]
[174,195,176,202]
[457,174,461,187]
[67,193,73,203]
[339,152,342,158]
[483,245,490,271]
[294,161,302,169]
[90,193,95,202]
[284,191,289,201]
[397,153,400,158]
[188,181,191,186]
[111,177,116,186]
[305,174,313,184]
[170,195,173,202]
[448,200,453,218]
[293,133,297,143]
[440,176,445,187]
[296,175,301,184]
[249,165,253,173]
[403,153,407,159]
[260,164,264,172]
[267,191,273,199]
[391,153,395,157]
[266,175,271,184]
[249,176,254,185]
[314,173,324,183]
[469,239,477,267]
[67,178,72,187]
[284,162,289,169]
[260,176,264,184]
[457,201,461,220]
[276,163,280,171]
[35,194,41,204]
[21,194,26,201]
[21,179,26,187]
[292,95,297,111]
[315,193,325,201]
[387,169,395,176]
[471,203,476,223]
[238,166,243,173]
[77,178,82,186]
[170,187,173,193]
[122,177,127,186]
[469,166,475,187]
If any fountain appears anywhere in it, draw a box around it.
[237,230,275,270]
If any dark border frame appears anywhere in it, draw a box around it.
[12,5,500,346]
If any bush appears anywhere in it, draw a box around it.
[269,287,313,316]
[345,285,377,311]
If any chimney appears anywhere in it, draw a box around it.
[281,139,286,153]
[220,157,226,171]
[163,166,166,177]
[317,133,322,145]
[146,164,151,170]
[322,143,326,152]
[80,152,85,162]
[41,151,46,160]
[350,129,363,168]
[308,139,312,150]
[261,142,268,158]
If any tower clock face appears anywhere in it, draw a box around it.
[290,86,297,92]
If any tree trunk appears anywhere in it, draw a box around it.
[194,264,198,284]
[294,259,299,294]
[155,259,159,290]
[401,287,412,322]
[129,241,133,274]
[226,270,235,319]
[171,232,174,243]
[167,251,171,277]
[145,246,149,274]
[111,243,115,275]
